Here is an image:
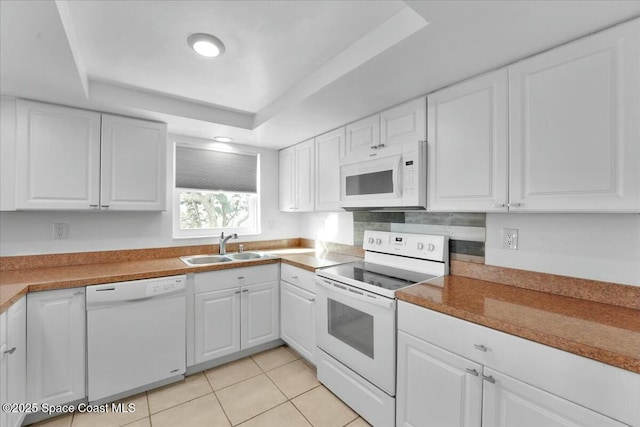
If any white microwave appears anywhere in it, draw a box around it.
[340,140,426,210]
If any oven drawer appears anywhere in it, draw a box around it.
[317,349,395,427]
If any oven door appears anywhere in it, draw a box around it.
[340,153,403,208]
[315,276,396,395]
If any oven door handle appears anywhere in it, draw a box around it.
[315,278,395,309]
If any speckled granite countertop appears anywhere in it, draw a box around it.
[397,275,640,374]
[0,248,359,313]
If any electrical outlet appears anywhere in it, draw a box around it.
[502,228,518,250]
[53,223,69,240]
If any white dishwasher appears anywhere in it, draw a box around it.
[86,275,186,403]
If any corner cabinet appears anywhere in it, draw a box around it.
[280,263,316,364]
[15,100,167,211]
[427,69,509,212]
[27,288,86,407]
[397,301,639,427]
[194,265,280,364]
[279,139,314,212]
[508,19,640,212]
[315,128,344,211]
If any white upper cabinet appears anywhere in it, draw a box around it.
[315,127,344,211]
[427,69,509,212]
[509,19,640,212]
[1,96,17,211]
[16,100,101,210]
[14,100,167,211]
[279,146,296,212]
[279,139,314,212]
[344,114,380,157]
[380,97,426,147]
[100,115,167,211]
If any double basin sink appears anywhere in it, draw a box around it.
[180,251,271,266]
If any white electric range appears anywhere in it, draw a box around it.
[315,230,449,426]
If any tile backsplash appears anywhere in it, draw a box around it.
[353,211,486,262]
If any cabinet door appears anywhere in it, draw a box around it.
[380,97,426,147]
[7,297,27,427]
[397,331,482,427]
[16,100,101,210]
[1,311,7,427]
[509,19,640,212]
[344,114,380,157]
[280,281,316,364]
[1,96,16,211]
[194,288,241,363]
[295,139,315,212]
[427,70,508,212]
[315,128,344,211]
[241,281,279,349]
[27,288,86,405]
[100,115,167,211]
[482,368,627,427]
[279,146,296,211]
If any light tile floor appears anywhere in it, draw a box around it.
[32,346,370,427]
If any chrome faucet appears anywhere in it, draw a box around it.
[219,232,238,255]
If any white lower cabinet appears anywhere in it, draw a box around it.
[194,265,279,364]
[27,288,86,406]
[397,301,638,427]
[397,331,482,427]
[280,264,316,364]
[1,298,25,427]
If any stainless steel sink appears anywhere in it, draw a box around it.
[180,255,233,266]
[228,252,264,260]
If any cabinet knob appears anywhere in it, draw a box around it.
[370,145,378,150]
[465,368,479,376]
[474,344,488,352]
[483,375,496,384]
[3,347,16,355]
[238,276,245,280]
[235,290,241,294]
[308,298,315,302]
[377,144,385,149]
[242,289,248,293]
[369,153,377,157]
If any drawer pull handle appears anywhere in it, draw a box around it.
[4,347,16,355]
[238,276,245,280]
[291,275,298,279]
[308,298,315,302]
[235,290,241,294]
[492,203,505,208]
[474,344,488,352]
[483,375,496,384]
[466,368,479,376]
[242,289,249,293]
[508,202,522,207]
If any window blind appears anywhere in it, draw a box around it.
[175,145,258,193]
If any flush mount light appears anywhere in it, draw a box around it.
[187,33,225,58]
[213,136,233,143]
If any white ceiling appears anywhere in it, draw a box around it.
[1,0,639,149]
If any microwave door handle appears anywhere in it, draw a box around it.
[315,278,395,309]
[394,156,403,197]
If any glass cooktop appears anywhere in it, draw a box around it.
[318,260,438,292]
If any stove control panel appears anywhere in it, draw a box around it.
[363,230,447,262]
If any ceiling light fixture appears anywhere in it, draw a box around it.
[213,136,233,143]
[187,33,225,58]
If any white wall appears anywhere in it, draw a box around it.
[0,134,299,256]
[485,213,640,286]
[298,212,354,246]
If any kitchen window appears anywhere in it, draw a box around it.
[173,142,260,238]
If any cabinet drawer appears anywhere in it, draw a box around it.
[281,263,316,294]
[195,264,279,294]
[398,301,640,426]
